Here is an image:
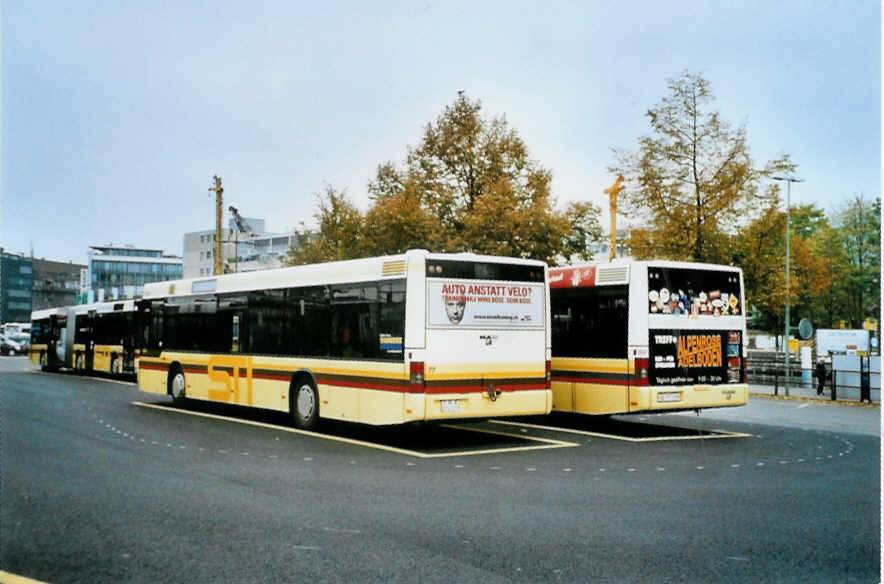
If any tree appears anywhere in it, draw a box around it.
[730,197,831,333]
[808,222,850,328]
[611,71,794,263]
[362,173,442,256]
[287,185,364,265]
[292,93,604,265]
[393,92,597,262]
[833,195,880,328]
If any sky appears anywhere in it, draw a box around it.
[2,0,880,264]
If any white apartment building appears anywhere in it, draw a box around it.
[183,218,298,278]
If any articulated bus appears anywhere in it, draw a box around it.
[549,260,748,415]
[137,249,552,428]
[30,301,139,375]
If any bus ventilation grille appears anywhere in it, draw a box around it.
[595,266,629,285]
[382,260,407,277]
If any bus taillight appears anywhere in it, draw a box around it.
[545,360,551,389]
[409,361,425,393]
[741,357,747,383]
[634,358,650,386]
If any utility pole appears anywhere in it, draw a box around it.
[604,175,624,261]
[772,175,804,396]
[208,175,224,276]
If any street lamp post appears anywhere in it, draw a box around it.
[772,175,804,396]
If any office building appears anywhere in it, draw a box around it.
[0,251,34,324]
[183,218,297,278]
[32,257,86,310]
[87,245,182,302]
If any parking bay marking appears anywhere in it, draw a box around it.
[132,402,577,458]
[489,419,753,442]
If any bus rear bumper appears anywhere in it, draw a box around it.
[632,383,748,411]
[420,388,552,421]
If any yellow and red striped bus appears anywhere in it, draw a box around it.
[30,301,139,375]
[137,250,552,428]
[549,260,748,415]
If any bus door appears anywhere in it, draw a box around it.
[84,310,97,371]
[52,314,67,366]
[121,312,136,373]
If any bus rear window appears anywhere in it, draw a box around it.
[551,285,628,358]
[647,267,742,317]
[426,260,544,282]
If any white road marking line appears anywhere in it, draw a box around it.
[135,401,576,458]
[490,419,751,442]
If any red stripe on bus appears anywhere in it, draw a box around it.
[138,361,545,394]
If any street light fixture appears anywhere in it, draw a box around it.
[772,175,804,396]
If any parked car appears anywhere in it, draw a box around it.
[8,332,29,352]
[0,334,22,355]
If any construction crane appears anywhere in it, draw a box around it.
[228,205,252,235]
[603,175,624,261]
[208,175,224,275]
[228,205,252,274]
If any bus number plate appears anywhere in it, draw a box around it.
[658,392,681,403]
[441,399,461,413]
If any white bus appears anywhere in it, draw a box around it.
[549,260,748,415]
[137,250,552,428]
[30,300,139,375]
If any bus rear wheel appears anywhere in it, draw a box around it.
[291,378,319,431]
[168,365,186,405]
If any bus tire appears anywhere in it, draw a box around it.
[291,376,319,430]
[168,363,186,405]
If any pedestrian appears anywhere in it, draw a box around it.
[815,357,827,395]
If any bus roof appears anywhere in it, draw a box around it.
[30,299,136,321]
[143,250,546,300]
[550,260,741,289]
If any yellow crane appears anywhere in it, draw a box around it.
[604,175,624,261]
[208,175,224,275]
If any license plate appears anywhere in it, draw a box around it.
[440,399,461,413]
[658,392,681,403]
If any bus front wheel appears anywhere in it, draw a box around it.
[168,365,186,405]
[291,378,319,431]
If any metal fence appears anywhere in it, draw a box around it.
[746,351,879,403]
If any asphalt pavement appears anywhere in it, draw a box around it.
[1,356,879,584]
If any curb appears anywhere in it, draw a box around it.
[749,392,879,408]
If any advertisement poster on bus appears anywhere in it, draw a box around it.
[427,281,545,328]
[649,329,742,386]
[647,267,742,317]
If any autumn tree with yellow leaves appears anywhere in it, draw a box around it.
[288,93,602,266]
[610,71,794,263]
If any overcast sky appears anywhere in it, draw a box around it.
[2,0,880,264]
